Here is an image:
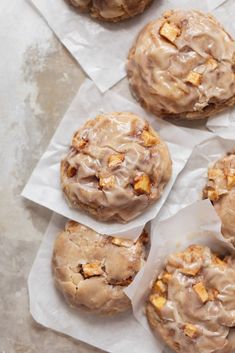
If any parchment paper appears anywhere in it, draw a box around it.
[207,107,235,139]
[22,79,211,239]
[156,135,235,222]
[125,200,233,353]
[30,0,232,92]
[28,212,158,353]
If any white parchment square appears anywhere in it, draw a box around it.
[22,79,211,239]
[125,200,233,353]
[156,135,235,222]
[207,108,235,139]
[30,0,231,92]
[28,212,158,353]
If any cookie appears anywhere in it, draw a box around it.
[61,112,172,223]
[52,220,148,315]
[127,10,235,120]
[203,152,235,246]
[146,245,235,353]
[67,0,152,22]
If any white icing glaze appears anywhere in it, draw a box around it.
[61,112,172,223]
[127,10,235,119]
[147,245,235,353]
[204,153,235,246]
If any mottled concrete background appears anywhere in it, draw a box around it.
[0,0,103,352]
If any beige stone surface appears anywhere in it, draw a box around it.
[0,0,102,352]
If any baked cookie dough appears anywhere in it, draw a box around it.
[203,152,235,246]
[52,220,148,315]
[127,10,235,120]
[67,0,152,22]
[146,245,235,353]
[61,112,172,223]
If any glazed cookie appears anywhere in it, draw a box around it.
[67,0,152,22]
[203,152,235,246]
[146,245,235,353]
[52,220,148,315]
[127,10,235,120]
[61,112,172,223]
